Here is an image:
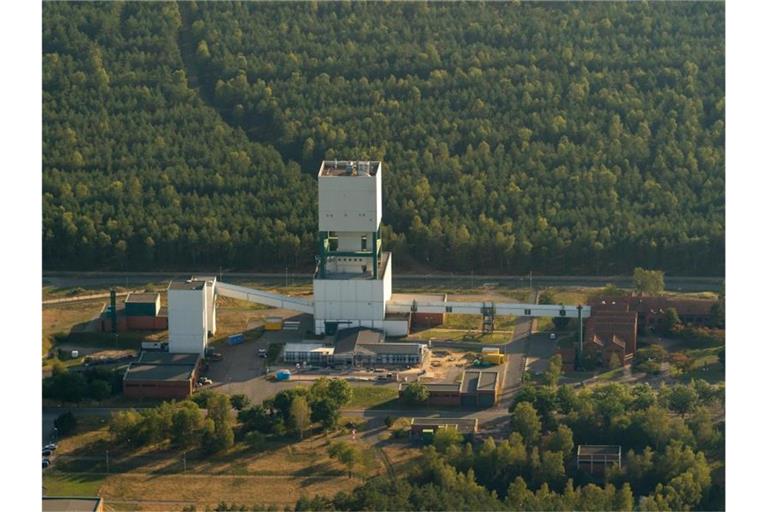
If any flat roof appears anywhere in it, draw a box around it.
[410,417,478,433]
[320,160,380,177]
[461,369,499,393]
[284,342,334,354]
[138,352,199,365]
[422,382,462,393]
[168,280,205,291]
[125,292,159,304]
[43,497,103,512]
[124,363,195,382]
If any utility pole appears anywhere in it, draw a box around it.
[529,271,533,291]
[105,450,109,473]
[577,304,583,370]
[285,265,288,288]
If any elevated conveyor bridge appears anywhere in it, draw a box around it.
[216,282,314,315]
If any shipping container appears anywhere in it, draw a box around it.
[275,369,292,381]
[228,333,245,345]
[265,317,283,331]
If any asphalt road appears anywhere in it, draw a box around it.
[43,271,722,292]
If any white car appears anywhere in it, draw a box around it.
[549,333,557,340]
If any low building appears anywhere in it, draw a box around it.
[590,296,715,331]
[409,417,479,439]
[281,328,428,367]
[283,342,335,365]
[576,445,622,474]
[406,367,502,408]
[390,293,447,328]
[333,327,428,367]
[42,496,104,512]
[100,292,168,332]
[123,351,200,399]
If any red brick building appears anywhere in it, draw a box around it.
[581,303,638,367]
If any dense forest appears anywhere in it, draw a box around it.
[296,380,724,511]
[43,2,724,275]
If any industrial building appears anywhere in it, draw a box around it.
[162,160,592,356]
[123,351,200,399]
[282,327,428,367]
[99,291,168,332]
[406,367,502,408]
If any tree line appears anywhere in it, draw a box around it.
[44,2,723,275]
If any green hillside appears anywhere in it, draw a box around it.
[43,2,724,275]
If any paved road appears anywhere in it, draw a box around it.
[43,271,722,292]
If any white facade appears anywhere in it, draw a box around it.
[313,160,395,335]
[191,275,217,335]
[318,161,382,232]
[168,281,208,354]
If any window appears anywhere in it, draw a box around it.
[361,235,367,250]
[524,308,531,316]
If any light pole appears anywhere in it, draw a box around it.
[105,449,109,473]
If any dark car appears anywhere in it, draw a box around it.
[42,458,51,469]
[42,449,53,457]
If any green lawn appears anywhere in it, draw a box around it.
[347,386,399,408]
[43,472,105,496]
[680,346,724,383]
[408,328,513,344]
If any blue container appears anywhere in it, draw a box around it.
[275,370,291,381]
[227,333,244,345]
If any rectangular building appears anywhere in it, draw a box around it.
[123,351,200,399]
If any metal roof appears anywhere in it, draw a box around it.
[138,352,199,366]
[168,280,205,291]
[125,292,159,304]
[124,363,196,382]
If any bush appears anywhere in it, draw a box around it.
[230,393,251,411]
[54,411,77,436]
[245,431,267,451]
[401,382,429,405]
[88,379,112,401]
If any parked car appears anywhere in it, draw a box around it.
[549,333,557,340]
[43,443,57,451]
[198,377,213,386]
[42,458,50,469]
[42,449,53,457]
[257,348,267,355]
[206,352,223,362]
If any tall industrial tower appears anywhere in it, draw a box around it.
[312,160,393,335]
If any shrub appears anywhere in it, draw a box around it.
[54,411,77,436]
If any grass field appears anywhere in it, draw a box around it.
[347,386,399,408]
[408,328,513,344]
[43,472,106,497]
[44,414,416,510]
[42,299,107,357]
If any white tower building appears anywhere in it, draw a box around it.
[167,276,216,354]
[313,160,394,335]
